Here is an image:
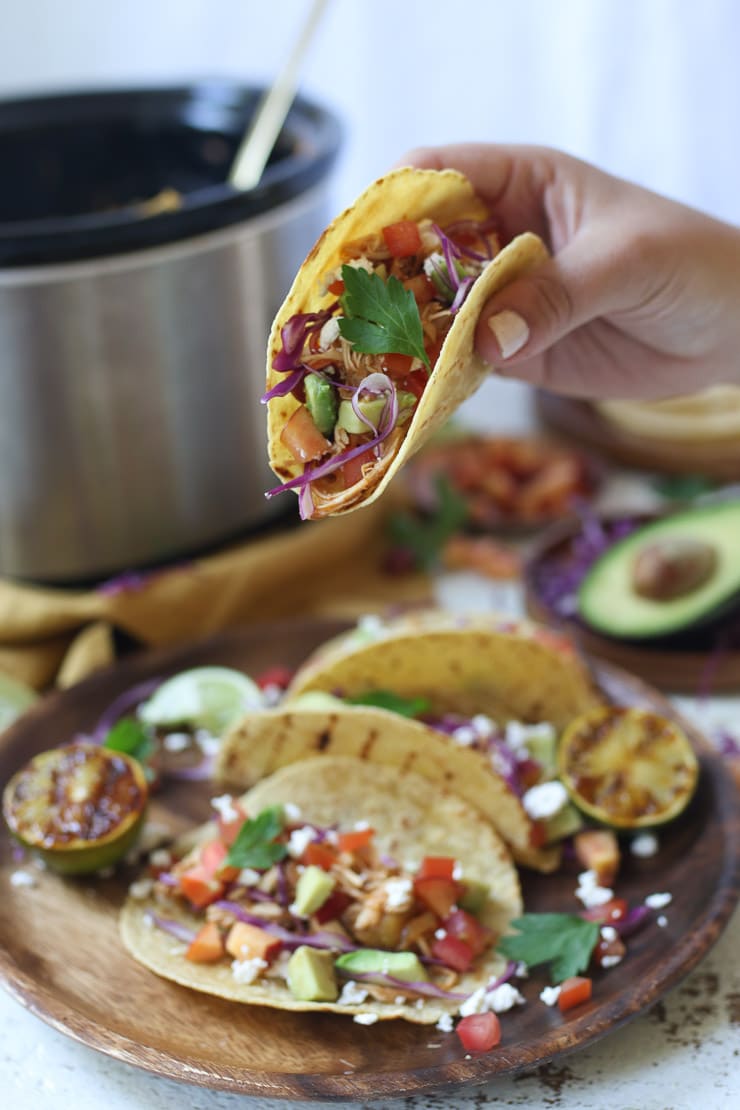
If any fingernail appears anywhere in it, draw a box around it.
[487,310,529,358]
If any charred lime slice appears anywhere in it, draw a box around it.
[2,741,148,874]
[558,706,699,830]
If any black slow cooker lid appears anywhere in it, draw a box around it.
[0,81,342,267]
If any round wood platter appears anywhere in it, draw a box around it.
[537,391,740,479]
[0,617,738,1102]
[525,518,740,694]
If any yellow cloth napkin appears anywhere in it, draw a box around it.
[0,499,432,691]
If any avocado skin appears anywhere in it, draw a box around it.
[578,502,740,641]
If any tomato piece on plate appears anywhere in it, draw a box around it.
[413,876,460,918]
[404,273,436,305]
[342,446,376,489]
[216,802,249,848]
[418,856,456,881]
[398,369,429,401]
[178,865,225,910]
[431,932,475,972]
[456,1012,502,1052]
[558,976,592,1012]
[225,921,283,963]
[200,838,238,882]
[573,828,620,886]
[580,897,628,925]
[382,352,415,377]
[313,889,352,924]
[255,665,294,692]
[186,922,225,963]
[442,908,495,957]
[302,841,338,870]
[382,219,422,258]
[280,406,331,464]
[337,827,374,853]
[327,278,345,295]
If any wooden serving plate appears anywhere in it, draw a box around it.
[537,391,740,479]
[525,518,740,694]
[0,617,738,1102]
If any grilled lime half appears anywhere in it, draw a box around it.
[558,706,699,830]
[3,740,148,874]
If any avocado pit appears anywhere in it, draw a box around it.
[631,536,718,602]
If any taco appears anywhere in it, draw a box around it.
[120,756,521,1026]
[217,612,602,873]
[264,167,548,519]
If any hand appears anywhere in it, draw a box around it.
[402,144,740,400]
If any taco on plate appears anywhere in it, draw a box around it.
[264,167,548,519]
[120,756,521,1025]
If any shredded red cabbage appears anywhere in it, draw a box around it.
[485,960,517,991]
[443,219,496,262]
[146,913,196,945]
[613,904,652,938]
[213,901,359,952]
[338,968,469,1001]
[271,311,335,373]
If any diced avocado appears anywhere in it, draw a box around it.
[458,879,489,915]
[336,397,387,435]
[290,691,345,711]
[523,729,558,777]
[579,502,740,640]
[543,802,584,843]
[292,865,335,916]
[396,390,419,423]
[287,945,338,1002]
[305,374,338,437]
[335,948,427,983]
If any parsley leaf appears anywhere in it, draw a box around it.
[338,264,430,367]
[104,718,154,764]
[225,805,288,871]
[387,475,468,570]
[497,913,600,983]
[346,690,430,718]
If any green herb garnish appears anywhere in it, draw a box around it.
[104,718,154,765]
[387,475,468,570]
[225,805,288,871]
[497,913,600,983]
[338,264,430,367]
[346,690,430,718]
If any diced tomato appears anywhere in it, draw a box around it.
[424,335,444,367]
[337,826,374,853]
[516,758,542,790]
[580,898,628,925]
[382,352,415,377]
[431,932,475,972]
[280,406,331,464]
[225,921,283,963]
[216,802,249,848]
[342,446,376,489]
[327,278,345,295]
[404,273,436,305]
[382,219,422,258]
[397,369,429,401]
[528,820,548,849]
[255,665,294,691]
[442,908,494,957]
[200,838,238,883]
[413,876,460,919]
[573,829,620,887]
[313,889,352,925]
[186,921,225,964]
[456,1012,502,1052]
[558,976,592,1012]
[302,841,338,870]
[418,856,456,882]
[592,933,626,969]
[178,865,225,911]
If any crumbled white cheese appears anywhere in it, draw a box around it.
[338,980,369,1006]
[384,877,413,911]
[284,802,302,822]
[354,614,386,642]
[522,780,569,821]
[423,251,445,278]
[471,714,496,739]
[238,868,261,886]
[163,731,190,753]
[394,995,406,1005]
[451,725,477,747]
[645,891,672,910]
[575,869,614,908]
[353,1012,379,1025]
[346,257,374,273]
[231,957,268,984]
[657,915,668,928]
[540,985,561,1006]
[353,820,370,832]
[452,860,463,881]
[261,683,283,708]
[436,1012,454,1032]
[515,962,529,979]
[210,794,239,823]
[128,878,154,900]
[319,317,340,348]
[196,732,221,757]
[601,954,623,968]
[287,825,318,858]
[630,832,659,858]
[10,869,37,888]
[414,999,425,1009]
[149,848,172,869]
[485,983,526,1013]
[434,928,447,940]
[504,720,555,754]
[600,926,618,943]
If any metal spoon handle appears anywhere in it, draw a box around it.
[228,0,330,191]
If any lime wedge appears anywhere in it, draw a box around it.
[139,666,263,736]
[0,671,38,732]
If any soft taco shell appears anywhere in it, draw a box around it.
[217,705,556,872]
[266,167,549,517]
[120,756,521,1025]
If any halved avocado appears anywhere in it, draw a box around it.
[579,501,740,640]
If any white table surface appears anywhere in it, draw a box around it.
[4,380,740,1108]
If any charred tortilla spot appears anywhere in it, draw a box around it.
[359,730,378,760]
[317,731,331,751]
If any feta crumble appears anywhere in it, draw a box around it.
[287,826,318,858]
[540,985,561,1006]
[128,878,154,900]
[471,714,496,739]
[338,980,369,1006]
[346,257,374,273]
[384,877,413,910]
[284,802,302,822]
[522,780,569,821]
[423,251,445,278]
[10,869,37,888]
[504,720,555,754]
[210,794,239,823]
[576,869,614,908]
[238,868,261,886]
[657,915,668,928]
[353,1012,379,1025]
[451,725,477,746]
[436,1012,454,1033]
[353,820,370,832]
[149,848,172,869]
[645,891,672,910]
[163,731,190,753]
[600,926,618,943]
[631,832,659,858]
[459,982,525,1016]
[319,317,340,348]
[601,954,623,968]
[231,957,268,985]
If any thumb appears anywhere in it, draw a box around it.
[475,235,618,371]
